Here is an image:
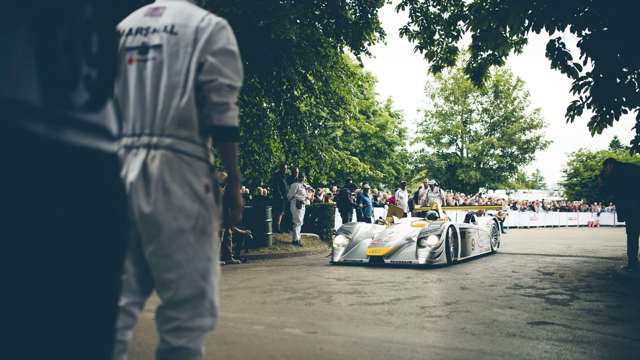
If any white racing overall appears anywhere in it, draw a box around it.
[288,182,307,243]
[112,1,243,359]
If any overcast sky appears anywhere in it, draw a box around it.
[361,3,636,187]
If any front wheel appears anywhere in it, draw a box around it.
[489,222,501,253]
[444,226,458,265]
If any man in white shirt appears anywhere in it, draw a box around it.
[395,181,409,215]
[112,1,244,359]
[418,178,430,206]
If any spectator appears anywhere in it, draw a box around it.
[336,180,357,224]
[324,192,335,204]
[288,166,300,186]
[306,187,315,204]
[253,186,269,206]
[373,190,386,207]
[395,181,409,215]
[288,173,308,246]
[496,210,508,234]
[408,189,418,214]
[418,178,430,205]
[271,164,289,233]
[424,179,445,207]
[387,192,397,206]
[357,184,374,223]
[413,187,422,208]
[313,187,325,203]
[241,186,251,204]
[221,181,243,265]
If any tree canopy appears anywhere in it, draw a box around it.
[503,169,547,190]
[397,0,640,152]
[413,61,549,194]
[608,135,628,152]
[203,1,405,188]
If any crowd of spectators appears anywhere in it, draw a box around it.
[238,170,616,215]
[506,199,616,213]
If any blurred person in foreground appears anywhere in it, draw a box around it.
[112,0,244,358]
[601,158,640,271]
[1,1,145,359]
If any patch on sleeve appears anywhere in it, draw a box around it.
[144,6,166,17]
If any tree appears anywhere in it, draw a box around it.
[504,169,547,190]
[209,52,410,189]
[414,61,549,194]
[314,59,411,189]
[561,149,640,203]
[202,1,390,186]
[608,135,628,152]
[396,0,640,152]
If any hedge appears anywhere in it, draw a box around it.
[301,203,336,241]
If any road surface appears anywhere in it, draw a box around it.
[127,227,640,359]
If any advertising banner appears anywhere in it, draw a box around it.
[546,211,561,227]
[333,208,625,230]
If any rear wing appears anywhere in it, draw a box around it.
[386,204,407,219]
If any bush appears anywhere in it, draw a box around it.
[302,203,336,241]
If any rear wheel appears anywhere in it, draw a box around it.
[489,222,501,253]
[444,226,458,265]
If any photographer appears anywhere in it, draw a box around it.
[337,178,357,224]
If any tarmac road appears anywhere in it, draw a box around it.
[127,227,640,359]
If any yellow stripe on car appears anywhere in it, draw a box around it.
[367,247,393,256]
[410,220,429,228]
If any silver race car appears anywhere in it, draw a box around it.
[331,207,502,266]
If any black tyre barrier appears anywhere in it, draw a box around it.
[243,205,273,248]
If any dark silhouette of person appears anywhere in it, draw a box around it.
[601,158,640,270]
[337,178,357,224]
[271,163,289,233]
[1,1,146,359]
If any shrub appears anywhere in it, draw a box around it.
[302,203,336,241]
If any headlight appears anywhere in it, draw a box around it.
[333,234,349,248]
[419,234,440,248]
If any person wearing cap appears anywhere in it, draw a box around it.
[357,183,374,223]
[395,181,409,216]
[337,178,357,224]
[425,179,445,207]
[288,173,307,246]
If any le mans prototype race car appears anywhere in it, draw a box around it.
[331,205,503,266]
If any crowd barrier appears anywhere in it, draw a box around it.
[333,208,625,230]
[500,211,625,228]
